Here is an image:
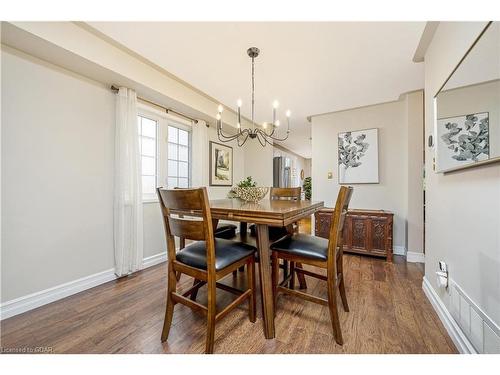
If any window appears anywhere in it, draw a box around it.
[137,115,158,199]
[167,125,190,188]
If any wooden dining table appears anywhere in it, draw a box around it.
[209,198,324,339]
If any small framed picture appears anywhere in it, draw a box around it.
[209,141,233,186]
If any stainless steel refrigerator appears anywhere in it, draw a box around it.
[273,156,291,188]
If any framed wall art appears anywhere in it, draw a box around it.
[338,128,379,184]
[209,141,233,186]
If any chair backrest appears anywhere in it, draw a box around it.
[156,187,216,266]
[270,187,301,201]
[327,186,353,265]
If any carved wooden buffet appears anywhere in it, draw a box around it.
[314,208,394,262]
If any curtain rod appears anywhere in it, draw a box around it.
[111,85,198,124]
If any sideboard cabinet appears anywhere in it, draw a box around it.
[314,209,394,262]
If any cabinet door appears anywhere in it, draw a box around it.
[351,217,368,250]
[371,217,388,255]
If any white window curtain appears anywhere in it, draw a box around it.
[114,87,143,277]
[191,119,209,187]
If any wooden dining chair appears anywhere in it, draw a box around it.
[270,186,353,344]
[247,187,308,288]
[249,187,302,239]
[157,187,257,354]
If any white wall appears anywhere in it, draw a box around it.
[311,92,424,252]
[424,22,500,325]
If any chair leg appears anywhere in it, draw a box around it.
[289,262,296,289]
[338,275,349,312]
[271,252,279,315]
[205,278,217,354]
[296,263,308,289]
[337,250,349,312]
[282,260,289,280]
[248,258,257,323]
[190,278,202,301]
[161,261,177,342]
[327,273,343,345]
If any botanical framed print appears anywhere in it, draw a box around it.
[338,128,379,184]
[209,141,233,186]
[436,112,489,172]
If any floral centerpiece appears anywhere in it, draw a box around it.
[228,176,269,202]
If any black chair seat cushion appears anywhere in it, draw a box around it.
[214,223,237,239]
[271,234,329,262]
[249,224,289,242]
[176,238,256,271]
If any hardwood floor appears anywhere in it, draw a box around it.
[0,252,457,354]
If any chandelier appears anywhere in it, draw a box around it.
[216,47,291,147]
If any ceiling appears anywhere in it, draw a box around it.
[88,22,426,158]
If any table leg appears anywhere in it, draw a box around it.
[240,222,248,234]
[255,223,275,339]
[211,218,219,232]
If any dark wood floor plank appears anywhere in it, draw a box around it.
[1,250,457,354]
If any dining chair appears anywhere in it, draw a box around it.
[247,187,308,288]
[249,187,302,240]
[270,186,353,344]
[157,187,257,354]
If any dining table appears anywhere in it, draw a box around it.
[209,198,324,339]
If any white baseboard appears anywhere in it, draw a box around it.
[406,251,425,263]
[393,245,406,256]
[422,276,477,353]
[0,252,167,320]
[142,252,167,268]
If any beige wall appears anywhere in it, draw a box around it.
[243,139,274,187]
[424,21,500,325]
[0,47,267,304]
[311,91,424,253]
[1,49,116,301]
[406,91,425,255]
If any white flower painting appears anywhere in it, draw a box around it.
[338,128,379,184]
[436,112,489,172]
